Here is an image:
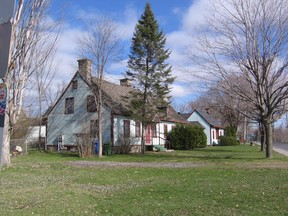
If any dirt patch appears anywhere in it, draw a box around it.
[69,161,288,169]
[69,161,202,168]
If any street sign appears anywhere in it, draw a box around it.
[0,0,15,23]
[0,22,13,78]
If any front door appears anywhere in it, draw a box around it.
[145,125,151,144]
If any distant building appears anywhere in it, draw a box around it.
[25,126,46,145]
[182,109,225,145]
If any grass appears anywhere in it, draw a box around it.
[0,144,288,215]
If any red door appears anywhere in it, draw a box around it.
[145,125,151,144]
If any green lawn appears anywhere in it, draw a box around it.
[0,144,288,216]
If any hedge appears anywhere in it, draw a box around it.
[167,124,207,150]
[219,136,239,146]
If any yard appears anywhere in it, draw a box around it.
[0,144,288,215]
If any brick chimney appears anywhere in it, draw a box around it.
[77,59,92,81]
[120,78,131,87]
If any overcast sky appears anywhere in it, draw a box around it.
[50,0,212,108]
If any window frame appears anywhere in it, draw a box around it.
[135,122,141,137]
[123,120,130,138]
[86,95,97,112]
[164,124,168,138]
[151,124,157,137]
[72,80,78,89]
[65,97,74,114]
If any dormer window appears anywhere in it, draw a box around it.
[72,80,78,89]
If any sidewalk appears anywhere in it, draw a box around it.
[273,145,288,157]
[254,142,288,157]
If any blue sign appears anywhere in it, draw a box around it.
[0,22,13,78]
[0,0,15,23]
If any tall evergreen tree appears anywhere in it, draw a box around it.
[126,3,175,154]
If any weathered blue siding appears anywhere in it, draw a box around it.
[47,73,111,147]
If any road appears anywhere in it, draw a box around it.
[273,142,288,156]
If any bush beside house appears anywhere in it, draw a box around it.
[167,124,207,150]
[219,136,239,146]
[219,126,239,146]
[225,126,237,137]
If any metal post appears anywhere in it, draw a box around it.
[0,0,16,171]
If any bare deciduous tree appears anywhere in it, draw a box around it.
[34,56,59,151]
[77,17,123,158]
[1,0,60,168]
[44,80,67,107]
[191,0,288,158]
[188,86,246,131]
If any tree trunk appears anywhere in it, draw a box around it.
[38,94,42,151]
[264,121,273,158]
[1,112,11,168]
[38,124,42,151]
[260,123,265,152]
[243,115,247,142]
[98,102,102,158]
[97,67,103,158]
[141,122,146,155]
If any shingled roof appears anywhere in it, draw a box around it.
[159,107,188,124]
[180,113,192,120]
[180,110,224,129]
[99,79,187,123]
[92,78,132,115]
[194,109,224,129]
[84,75,186,123]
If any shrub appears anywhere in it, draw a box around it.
[167,124,207,150]
[114,134,137,154]
[146,145,154,151]
[225,126,237,138]
[190,126,207,148]
[76,133,94,158]
[219,136,239,146]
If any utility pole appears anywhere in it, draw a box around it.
[0,0,15,171]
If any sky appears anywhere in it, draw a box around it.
[49,0,212,110]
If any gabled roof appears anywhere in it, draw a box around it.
[91,77,132,115]
[45,70,129,116]
[180,113,192,120]
[193,109,224,129]
[159,106,188,124]
[48,68,133,116]
[46,72,79,116]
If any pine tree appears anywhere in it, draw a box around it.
[126,3,175,154]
